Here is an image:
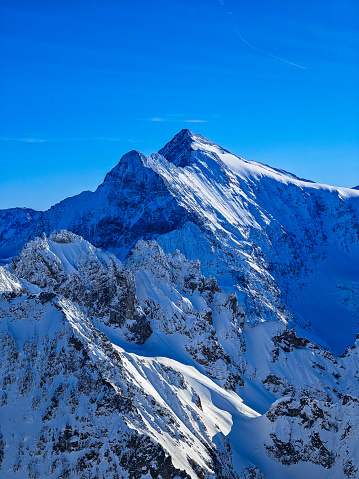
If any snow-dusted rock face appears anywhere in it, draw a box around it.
[0,283,261,479]
[12,231,152,345]
[0,266,22,293]
[0,150,193,260]
[1,130,359,478]
[151,130,359,353]
[0,207,41,259]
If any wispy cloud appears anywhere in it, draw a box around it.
[183,119,207,123]
[0,136,124,143]
[0,137,47,143]
[218,0,306,70]
[142,115,208,123]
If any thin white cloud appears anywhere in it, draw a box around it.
[218,1,306,70]
[0,137,47,143]
[0,136,124,143]
[150,117,167,122]
[142,116,208,123]
[101,137,122,142]
[183,120,207,123]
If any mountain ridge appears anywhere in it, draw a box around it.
[1,130,359,478]
[1,130,358,353]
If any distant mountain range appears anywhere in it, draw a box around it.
[1,130,359,478]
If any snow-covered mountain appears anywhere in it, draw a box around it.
[1,130,359,478]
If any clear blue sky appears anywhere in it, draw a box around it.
[1,0,358,210]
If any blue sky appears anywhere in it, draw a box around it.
[1,0,358,210]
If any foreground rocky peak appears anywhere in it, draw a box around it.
[12,231,152,345]
[2,229,359,478]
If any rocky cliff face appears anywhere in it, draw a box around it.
[1,130,359,478]
[0,149,193,260]
[0,207,41,259]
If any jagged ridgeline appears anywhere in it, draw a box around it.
[1,130,359,479]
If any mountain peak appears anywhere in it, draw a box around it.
[170,128,196,142]
[158,129,206,167]
[158,129,231,168]
[102,149,148,185]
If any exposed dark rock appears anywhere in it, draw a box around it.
[241,466,266,479]
[0,432,4,467]
[224,372,244,390]
[39,291,56,304]
[115,434,191,479]
[272,328,309,356]
[266,433,335,469]
[343,459,358,478]
[262,374,294,396]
